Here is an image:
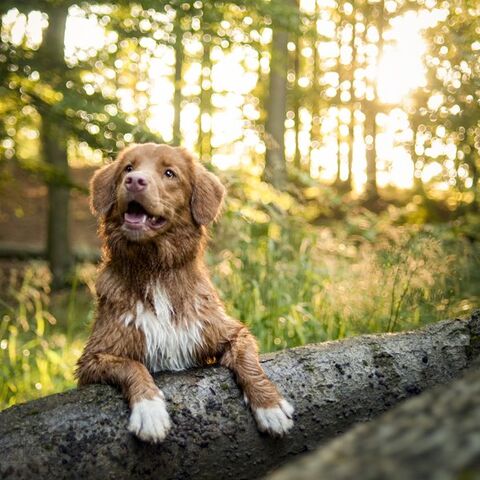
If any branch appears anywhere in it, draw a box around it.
[0,313,479,480]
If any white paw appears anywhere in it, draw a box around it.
[128,395,172,443]
[253,399,294,437]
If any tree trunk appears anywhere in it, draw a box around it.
[468,151,479,209]
[411,121,425,194]
[363,1,385,204]
[264,25,289,189]
[173,20,184,145]
[346,14,357,192]
[293,39,301,169]
[267,363,480,480]
[0,314,478,480]
[364,100,378,201]
[335,19,344,187]
[309,0,321,175]
[336,115,343,185]
[41,121,72,289]
[39,6,72,289]
[198,41,212,160]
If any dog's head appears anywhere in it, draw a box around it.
[90,143,225,243]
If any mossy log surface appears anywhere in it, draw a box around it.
[1,313,479,480]
[266,364,480,480]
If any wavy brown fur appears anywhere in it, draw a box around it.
[76,143,293,441]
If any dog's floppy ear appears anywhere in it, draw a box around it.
[191,164,226,225]
[90,145,138,216]
[89,160,119,216]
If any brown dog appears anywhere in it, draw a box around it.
[76,143,294,443]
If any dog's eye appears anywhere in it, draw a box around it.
[125,164,134,173]
[164,169,176,178]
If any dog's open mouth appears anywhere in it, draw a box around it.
[123,201,166,230]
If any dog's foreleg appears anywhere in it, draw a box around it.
[219,325,294,436]
[76,353,171,443]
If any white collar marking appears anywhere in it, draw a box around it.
[122,284,203,372]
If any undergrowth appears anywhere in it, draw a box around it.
[1,187,479,409]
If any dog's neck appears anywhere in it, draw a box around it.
[99,219,207,294]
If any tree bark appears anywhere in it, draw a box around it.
[0,314,479,480]
[264,25,289,189]
[363,0,385,204]
[39,6,72,289]
[267,363,480,480]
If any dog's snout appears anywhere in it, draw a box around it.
[125,172,148,192]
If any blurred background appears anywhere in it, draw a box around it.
[0,0,479,409]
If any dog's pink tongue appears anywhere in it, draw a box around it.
[124,212,147,224]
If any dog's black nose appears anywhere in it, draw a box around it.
[125,172,148,192]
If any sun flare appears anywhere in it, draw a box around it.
[376,12,427,104]
[4,5,442,192]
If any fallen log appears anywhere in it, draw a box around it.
[266,363,480,480]
[0,313,479,480]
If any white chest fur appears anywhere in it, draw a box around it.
[122,285,203,372]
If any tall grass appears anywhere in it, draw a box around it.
[1,205,479,409]
[0,263,92,409]
[212,214,479,352]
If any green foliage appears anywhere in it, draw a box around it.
[0,263,91,408]
[213,186,480,351]
[212,218,324,351]
[2,192,479,409]
[409,0,480,203]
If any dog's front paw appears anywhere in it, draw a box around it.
[128,395,172,443]
[252,398,294,437]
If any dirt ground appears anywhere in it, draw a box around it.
[0,167,101,254]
